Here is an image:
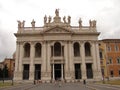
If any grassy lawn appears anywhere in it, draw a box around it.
[105,80,120,85]
[0,82,13,88]
[97,80,120,85]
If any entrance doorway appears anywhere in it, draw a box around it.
[34,64,41,80]
[86,63,93,79]
[54,64,61,80]
[23,64,29,80]
[74,64,81,79]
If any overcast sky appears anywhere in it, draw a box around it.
[0,0,120,61]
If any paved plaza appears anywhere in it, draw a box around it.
[0,82,120,90]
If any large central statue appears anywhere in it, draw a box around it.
[55,9,59,16]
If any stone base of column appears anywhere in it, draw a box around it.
[29,72,34,81]
[41,72,51,83]
[13,71,22,81]
[81,70,87,80]
[93,70,98,80]
[96,71,102,80]
[65,72,74,82]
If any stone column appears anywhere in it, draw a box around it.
[14,41,19,80]
[29,42,35,80]
[53,45,54,56]
[41,41,47,81]
[46,41,51,81]
[61,64,64,80]
[52,64,55,80]
[16,42,23,80]
[80,42,87,80]
[96,41,102,80]
[68,41,74,79]
[91,42,97,80]
[61,45,62,56]
[64,41,70,80]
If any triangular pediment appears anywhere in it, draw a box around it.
[43,26,74,34]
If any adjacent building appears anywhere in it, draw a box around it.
[14,9,102,82]
[99,41,108,78]
[0,58,15,78]
[99,39,120,79]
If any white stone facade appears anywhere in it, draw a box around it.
[14,9,102,82]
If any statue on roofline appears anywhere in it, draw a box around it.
[44,15,47,24]
[68,16,71,24]
[21,20,25,27]
[89,19,92,27]
[48,16,52,23]
[63,16,66,23]
[17,20,25,28]
[17,20,21,28]
[93,20,96,28]
[31,19,35,28]
[55,9,59,16]
[78,18,82,28]
[89,19,97,28]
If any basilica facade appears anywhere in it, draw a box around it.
[14,9,102,82]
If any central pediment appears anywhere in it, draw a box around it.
[42,26,74,34]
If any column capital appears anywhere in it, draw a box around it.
[42,40,47,44]
[68,40,73,43]
[30,41,35,46]
[79,41,85,45]
[19,41,24,45]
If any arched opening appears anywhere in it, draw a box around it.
[35,43,41,57]
[54,42,61,56]
[24,43,30,57]
[74,42,80,57]
[85,42,91,56]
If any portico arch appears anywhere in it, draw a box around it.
[54,42,62,56]
[24,43,30,57]
[35,43,42,57]
[73,42,80,57]
[85,42,91,56]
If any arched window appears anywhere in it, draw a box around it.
[35,43,41,57]
[85,42,91,56]
[74,42,80,57]
[54,42,61,56]
[24,43,30,57]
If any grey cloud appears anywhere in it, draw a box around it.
[0,30,16,61]
[96,1,120,39]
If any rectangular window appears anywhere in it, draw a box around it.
[115,44,119,52]
[109,58,112,64]
[119,70,120,76]
[110,70,114,77]
[99,51,103,59]
[117,58,120,64]
[107,46,111,52]
[101,69,104,76]
[118,70,120,76]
